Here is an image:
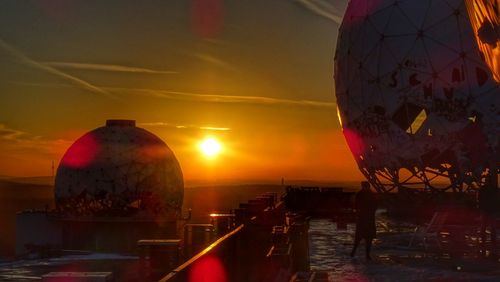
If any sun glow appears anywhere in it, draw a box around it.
[199,137,222,158]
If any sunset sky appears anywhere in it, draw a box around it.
[0,0,363,184]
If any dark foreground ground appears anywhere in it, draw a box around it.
[2,211,500,281]
[3,179,500,281]
[0,177,286,258]
[308,214,500,281]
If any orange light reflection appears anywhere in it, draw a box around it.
[465,0,500,82]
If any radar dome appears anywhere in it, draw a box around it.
[55,120,184,216]
[334,0,499,192]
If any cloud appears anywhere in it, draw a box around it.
[43,61,178,75]
[4,80,74,89]
[138,122,231,131]
[199,126,231,131]
[106,87,336,108]
[190,53,237,71]
[295,0,343,24]
[0,38,115,98]
[0,124,43,144]
[0,124,74,176]
[0,124,27,140]
[0,123,71,156]
[3,80,336,109]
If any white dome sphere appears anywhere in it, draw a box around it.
[55,120,183,216]
[334,0,499,192]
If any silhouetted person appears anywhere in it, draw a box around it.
[350,181,377,260]
[478,177,499,244]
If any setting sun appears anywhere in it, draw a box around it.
[199,137,222,158]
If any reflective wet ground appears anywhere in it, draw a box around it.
[308,216,500,281]
[0,254,143,281]
[3,213,500,281]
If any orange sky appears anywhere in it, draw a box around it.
[0,0,364,184]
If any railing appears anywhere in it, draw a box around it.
[158,194,289,282]
[159,224,245,282]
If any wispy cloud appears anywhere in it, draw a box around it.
[4,80,74,89]
[43,61,178,75]
[201,38,231,46]
[0,124,27,140]
[199,126,231,131]
[295,0,343,24]
[0,123,70,155]
[0,38,115,98]
[138,122,231,131]
[3,78,335,108]
[4,79,336,109]
[106,87,336,108]
[190,53,237,71]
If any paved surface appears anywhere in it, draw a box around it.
[0,254,144,282]
[308,216,500,282]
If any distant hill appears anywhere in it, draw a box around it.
[1,176,360,189]
[1,176,54,186]
[282,179,360,189]
[185,178,361,189]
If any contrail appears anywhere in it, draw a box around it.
[295,0,343,24]
[5,81,335,109]
[0,38,115,98]
[106,86,336,108]
[43,61,178,75]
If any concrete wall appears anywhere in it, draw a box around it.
[61,220,177,253]
[16,211,178,256]
[16,211,62,256]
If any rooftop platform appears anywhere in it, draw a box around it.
[306,212,500,281]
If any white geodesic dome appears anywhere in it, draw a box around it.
[55,120,184,216]
[334,0,499,192]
